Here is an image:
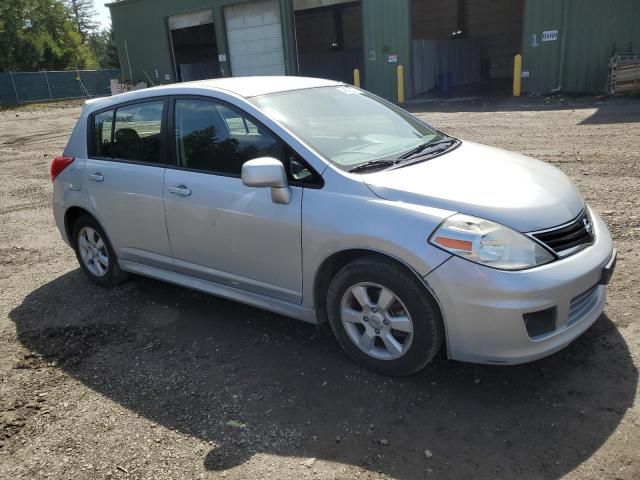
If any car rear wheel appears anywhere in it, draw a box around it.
[327,256,443,376]
[72,214,128,287]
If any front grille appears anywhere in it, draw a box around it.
[568,285,600,325]
[532,210,594,256]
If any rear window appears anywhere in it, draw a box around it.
[90,100,165,163]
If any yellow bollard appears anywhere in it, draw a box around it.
[397,64,405,103]
[513,54,522,97]
[353,68,361,88]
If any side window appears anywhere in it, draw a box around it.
[288,150,315,183]
[112,101,164,162]
[93,110,114,157]
[174,99,282,175]
[218,104,259,135]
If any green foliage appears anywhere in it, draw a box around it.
[88,28,120,69]
[104,29,120,69]
[66,0,97,41]
[0,0,96,71]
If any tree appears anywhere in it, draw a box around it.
[0,0,96,71]
[103,28,120,69]
[66,0,97,42]
[88,27,120,69]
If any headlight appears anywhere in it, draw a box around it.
[429,214,555,270]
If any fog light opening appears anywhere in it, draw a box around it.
[523,307,557,338]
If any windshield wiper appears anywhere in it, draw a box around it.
[348,137,458,173]
[398,137,458,160]
[348,159,401,173]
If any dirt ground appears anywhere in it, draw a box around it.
[0,96,639,480]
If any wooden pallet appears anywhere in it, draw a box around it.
[612,64,640,94]
[607,53,640,94]
[609,53,640,67]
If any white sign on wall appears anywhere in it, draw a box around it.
[542,30,559,42]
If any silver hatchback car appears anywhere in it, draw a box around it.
[52,77,616,375]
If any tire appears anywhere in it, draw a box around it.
[71,214,128,287]
[326,256,443,376]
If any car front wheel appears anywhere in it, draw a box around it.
[327,256,444,376]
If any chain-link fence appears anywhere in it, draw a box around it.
[0,69,121,106]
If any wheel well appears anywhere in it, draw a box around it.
[313,249,441,325]
[64,206,91,247]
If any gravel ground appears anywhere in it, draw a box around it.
[0,96,639,480]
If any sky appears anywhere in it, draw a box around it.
[95,0,111,29]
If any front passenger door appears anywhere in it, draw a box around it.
[163,97,303,303]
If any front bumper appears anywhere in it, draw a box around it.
[425,207,615,365]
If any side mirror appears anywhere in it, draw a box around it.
[241,157,291,205]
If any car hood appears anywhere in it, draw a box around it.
[363,141,584,232]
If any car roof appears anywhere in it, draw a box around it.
[84,76,342,111]
[179,76,341,97]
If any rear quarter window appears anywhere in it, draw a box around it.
[93,110,114,157]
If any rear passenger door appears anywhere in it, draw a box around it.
[86,98,172,269]
[163,96,307,303]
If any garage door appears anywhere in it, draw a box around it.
[224,0,286,76]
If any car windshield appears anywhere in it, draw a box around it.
[251,86,442,170]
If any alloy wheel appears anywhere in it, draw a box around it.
[78,226,109,277]
[340,282,414,360]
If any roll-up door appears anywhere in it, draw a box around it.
[224,0,286,76]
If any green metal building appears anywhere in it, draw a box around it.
[108,0,640,100]
[521,0,640,94]
[109,0,410,100]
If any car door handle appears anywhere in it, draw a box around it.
[88,173,104,182]
[168,185,191,197]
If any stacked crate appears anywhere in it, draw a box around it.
[608,53,640,95]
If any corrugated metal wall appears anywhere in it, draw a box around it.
[109,0,298,85]
[521,0,640,94]
[362,0,411,101]
[111,0,229,84]
[279,0,298,76]
[109,0,413,101]
[108,0,640,100]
